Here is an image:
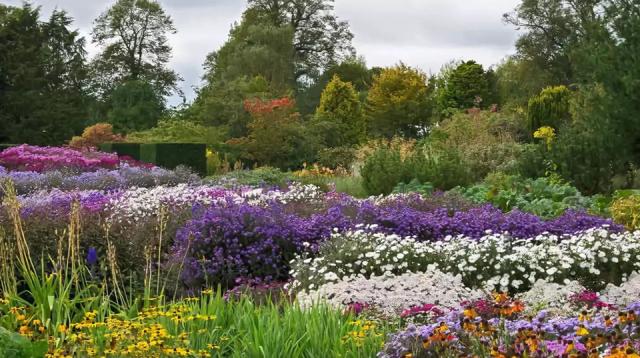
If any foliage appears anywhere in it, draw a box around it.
[360,148,408,196]
[140,143,207,176]
[437,60,491,112]
[247,0,354,83]
[90,0,181,98]
[427,110,524,182]
[232,97,317,170]
[455,174,593,219]
[297,57,373,115]
[0,4,89,145]
[392,179,433,197]
[316,147,357,170]
[209,167,294,187]
[527,86,571,134]
[69,123,124,149]
[106,80,165,133]
[126,119,226,145]
[610,192,640,230]
[0,327,48,358]
[493,56,554,109]
[314,75,365,147]
[365,64,432,138]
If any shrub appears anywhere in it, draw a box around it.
[210,167,294,187]
[140,143,207,176]
[610,192,640,230]
[361,148,409,195]
[316,146,357,170]
[456,174,593,219]
[69,123,123,149]
[527,85,571,134]
[99,142,142,160]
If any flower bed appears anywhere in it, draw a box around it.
[0,145,120,173]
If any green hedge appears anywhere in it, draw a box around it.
[140,143,206,176]
[99,143,142,160]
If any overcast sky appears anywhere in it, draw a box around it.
[5,0,522,105]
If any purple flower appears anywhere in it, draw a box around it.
[86,247,98,266]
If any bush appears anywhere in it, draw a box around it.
[455,174,593,219]
[406,145,473,190]
[210,167,294,187]
[0,145,119,173]
[140,143,207,176]
[69,123,123,149]
[610,191,640,230]
[527,85,571,134]
[316,146,356,170]
[99,142,142,160]
[361,148,409,195]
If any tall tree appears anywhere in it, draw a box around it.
[313,74,364,147]
[91,0,181,98]
[504,0,604,85]
[0,4,88,145]
[365,64,432,139]
[247,0,355,83]
[437,60,491,113]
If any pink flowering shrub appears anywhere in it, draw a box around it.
[0,145,120,173]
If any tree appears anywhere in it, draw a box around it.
[365,64,432,138]
[493,57,554,109]
[247,0,354,82]
[231,97,316,169]
[0,4,89,145]
[438,60,490,112]
[106,80,164,133]
[91,0,181,98]
[527,85,571,134]
[504,0,604,85]
[313,74,364,147]
[297,57,373,114]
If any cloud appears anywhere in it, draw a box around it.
[5,0,520,105]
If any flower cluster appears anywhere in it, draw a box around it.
[289,228,640,294]
[0,145,120,173]
[296,270,484,316]
[1,165,199,194]
[379,298,640,358]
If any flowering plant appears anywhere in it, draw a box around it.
[0,145,120,173]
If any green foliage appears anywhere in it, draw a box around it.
[455,173,593,219]
[210,167,294,187]
[0,327,48,358]
[247,0,354,83]
[437,60,491,111]
[406,145,473,191]
[361,148,408,195]
[140,143,207,176]
[494,57,554,110]
[314,75,364,147]
[316,147,357,170]
[365,64,432,138]
[297,57,373,115]
[393,179,434,196]
[99,142,142,160]
[106,80,164,133]
[126,120,226,145]
[91,0,180,98]
[0,4,89,145]
[427,110,525,183]
[527,85,571,134]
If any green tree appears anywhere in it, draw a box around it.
[0,4,89,145]
[247,0,354,82]
[91,0,181,98]
[438,60,490,112]
[365,64,432,138]
[527,85,571,134]
[297,57,373,115]
[106,80,164,133]
[504,0,603,85]
[493,57,554,109]
[313,75,364,147]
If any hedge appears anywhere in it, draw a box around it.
[99,143,142,160]
[140,143,206,176]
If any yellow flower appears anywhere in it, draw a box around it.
[58,324,68,334]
